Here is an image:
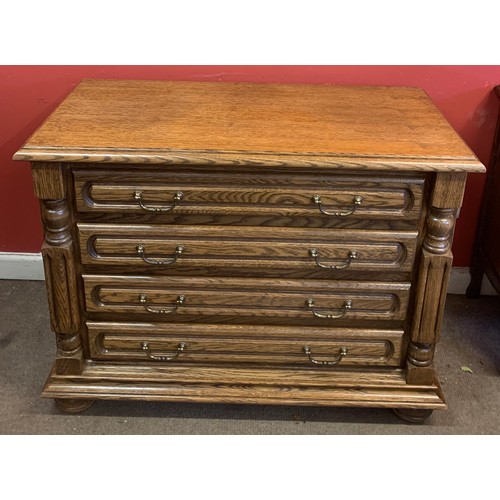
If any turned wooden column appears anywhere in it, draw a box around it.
[32,162,84,375]
[406,172,467,385]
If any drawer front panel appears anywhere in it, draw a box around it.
[87,322,404,367]
[83,275,411,323]
[73,169,425,221]
[78,224,418,273]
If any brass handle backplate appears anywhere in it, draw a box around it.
[139,294,185,314]
[136,244,184,265]
[312,195,363,216]
[142,341,187,361]
[133,190,184,212]
[309,249,359,269]
[303,345,348,366]
[306,298,352,319]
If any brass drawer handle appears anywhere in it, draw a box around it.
[139,294,185,314]
[136,244,184,265]
[312,195,363,216]
[142,341,187,361]
[309,249,359,269]
[306,298,352,319]
[303,345,348,366]
[133,190,184,212]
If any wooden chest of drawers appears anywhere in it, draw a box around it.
[14,80,484,422]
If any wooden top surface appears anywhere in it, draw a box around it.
[14,79,484,172]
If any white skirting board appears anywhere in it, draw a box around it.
[447,267,496,295]
[0,252,45,281]
[0,252,496,295]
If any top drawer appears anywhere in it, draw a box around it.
[73,168,426,223]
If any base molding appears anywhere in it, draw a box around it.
[42,362,447,410]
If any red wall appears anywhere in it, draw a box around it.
[1,65,499,266]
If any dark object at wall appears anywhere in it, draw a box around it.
[467,86,500,298]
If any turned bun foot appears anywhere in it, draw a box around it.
[55,398,95,413]
[393,408,433,423]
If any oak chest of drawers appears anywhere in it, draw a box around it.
[14,79,484,422]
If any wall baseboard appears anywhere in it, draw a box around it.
[447,266,495,295]
[0,252,45,280]
[0,252,496,295]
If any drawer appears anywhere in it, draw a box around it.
[78,223,418,274]
[83,275,411,325]
[87,321,405,367]
[73,169,425,222]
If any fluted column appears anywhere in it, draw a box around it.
[406,173,466,385]
[32,162,83,375]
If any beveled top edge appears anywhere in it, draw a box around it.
[13,145,486,173]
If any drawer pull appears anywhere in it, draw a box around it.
[141,341,187,361]
[136,244,184,265]
[312,195,363,216]
[306,298,352,319]
[133,190,184,212]
[303,345,348,366]
[139,294,185,314]
[309,249,359,269]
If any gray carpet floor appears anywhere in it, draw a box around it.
[0,279,498,434]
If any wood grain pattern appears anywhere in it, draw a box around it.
[431,172,467,209]
[15,147,484,172]
[74,169,424,220]
[42,363,447,409]
[83,275,411,323]
[43,243,80,333]
[406,249,452,385]
[31,162,66,199]
[410,249,453,345]
[49,360,411,387]
[91,334,399,367]
[86,321,403,367]
[86,320,404,341]
[405,177,458,385]
[74,166,428,188]
[14,80,483,172]
[35,164,84,375]
[42,245,84,375]
[75,212,421,232]
[77,223,417,273]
